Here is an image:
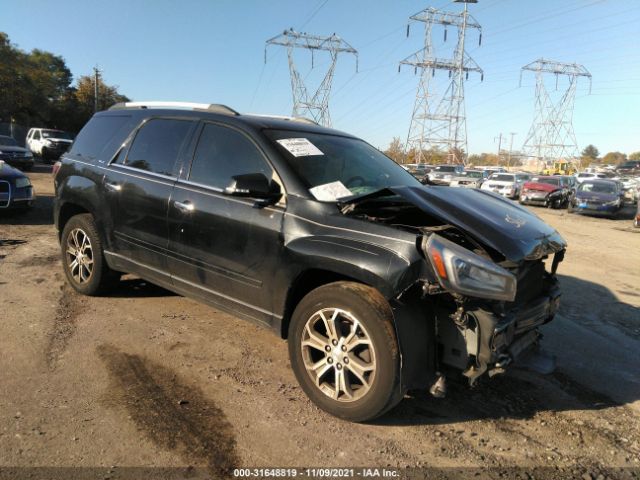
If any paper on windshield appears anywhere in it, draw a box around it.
[309,181,353,202]
[276,138,324,157]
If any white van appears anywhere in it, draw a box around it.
[26,128,74,163]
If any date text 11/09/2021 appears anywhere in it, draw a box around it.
[233,468,400,478]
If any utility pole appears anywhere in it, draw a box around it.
[399,0,482,164]
[520,58,591,167]
[265,29,358,127]
[507,132,516,168]
[494,132,503,164]
[93,66,102,113]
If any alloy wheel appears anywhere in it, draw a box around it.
[65,228,94,284]
[301,308,376,402]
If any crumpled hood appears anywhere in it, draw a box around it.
[523,181,560,193]
[390,186,567,263]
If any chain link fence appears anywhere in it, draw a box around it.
[0,122,30,146]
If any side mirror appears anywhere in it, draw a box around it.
[224,173,282,205]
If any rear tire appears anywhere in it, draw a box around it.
[288,282,402,422]
[60,214,119,296]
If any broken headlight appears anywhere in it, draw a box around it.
[423,234,517,302]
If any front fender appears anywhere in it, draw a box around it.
[284,235,424,299]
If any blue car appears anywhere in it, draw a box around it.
[0,160,35,210]
[568,179,624,217]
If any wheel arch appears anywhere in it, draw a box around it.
[55,173,104,241]
[280,268,365,339]
[57,202,92,240]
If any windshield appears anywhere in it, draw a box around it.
[0,136,18,146]
[266,130,421,201]
[491,174,515,182]
[533,177,561,186]
[464,171,483,178]
[579,182,617,194]
[42,130,73,140]
[434,165,457,172]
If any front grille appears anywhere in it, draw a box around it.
[0,180,10,208]
[50,141,70,150]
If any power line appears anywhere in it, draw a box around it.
[299,0,329,30]
[399,1,483,164]
[520,59,592,163]
[265,28,358,126]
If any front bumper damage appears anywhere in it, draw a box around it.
[436,279,561,385]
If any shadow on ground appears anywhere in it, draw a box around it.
[107,277,177,298]
[558,273,640,338]
[378,273,639,426]
[0,194,54,226]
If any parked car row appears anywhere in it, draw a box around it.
[480,172,533,199]
[0,128,75,172]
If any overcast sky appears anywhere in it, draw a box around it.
[1,0,638,155]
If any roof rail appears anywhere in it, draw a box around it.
[245,113,319,126]
[108,101,239,115]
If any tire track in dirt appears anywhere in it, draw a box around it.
[45,282,81,370]
[97,345,239,476]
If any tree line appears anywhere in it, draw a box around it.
[0,32,129,134]
[383,137,521,166]
[383,137,639,166]
[580,145,640,165]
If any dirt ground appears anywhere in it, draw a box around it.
[1,165,639,479]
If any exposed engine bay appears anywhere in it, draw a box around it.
[340,185,566,389]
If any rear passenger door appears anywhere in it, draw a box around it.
[167,122,285,326]
[103,117,196,282]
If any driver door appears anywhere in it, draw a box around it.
[167,122,285,326]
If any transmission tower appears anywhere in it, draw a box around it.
[520,58,592,164]
[265,28,358,127]
[399,0,482,164]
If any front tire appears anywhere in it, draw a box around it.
[288,282,402,422]
[61,214,119,295]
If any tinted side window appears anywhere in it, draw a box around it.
[125,118,193,176]
[34,131,41,140]
[70,115,134,162]
[189,123,272,189]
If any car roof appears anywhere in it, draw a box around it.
[99,103,355,138]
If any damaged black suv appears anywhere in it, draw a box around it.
[54,102,566,422]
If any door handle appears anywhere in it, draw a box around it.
[174,200,194,213]
[105,182,121,192]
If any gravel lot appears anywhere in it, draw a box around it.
[1,165,639,479]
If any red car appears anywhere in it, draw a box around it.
[519,176,571,209]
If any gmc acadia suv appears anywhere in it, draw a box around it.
[54,101,567,421]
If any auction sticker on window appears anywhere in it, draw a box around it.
[276,138,324,157]
[309,181,353,202]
